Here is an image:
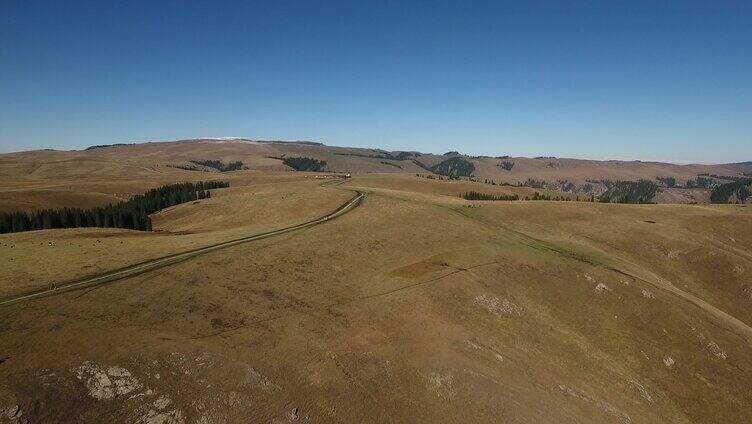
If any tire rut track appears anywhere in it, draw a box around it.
[450,206,752,343]
[159,260,502,341]
[0,188,364,307]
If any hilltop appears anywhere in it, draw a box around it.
[1,138,750,211]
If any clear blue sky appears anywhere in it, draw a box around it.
[1,1,750,163]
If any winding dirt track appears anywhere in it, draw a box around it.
[0,189,364,307]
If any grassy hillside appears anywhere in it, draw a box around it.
[2,139,750,205]
[1,172,751,423]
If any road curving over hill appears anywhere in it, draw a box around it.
[0,189,364,307]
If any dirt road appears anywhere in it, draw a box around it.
[0,190,364,307]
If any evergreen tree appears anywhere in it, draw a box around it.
[0,180,230,234]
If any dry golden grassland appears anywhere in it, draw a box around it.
[1,171,751,423]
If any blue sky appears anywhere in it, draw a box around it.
[1,1,750,163]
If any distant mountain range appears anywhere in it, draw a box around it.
[2,138,750,203]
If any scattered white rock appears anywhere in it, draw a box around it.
[242,367,281,393]
[584,274,594,282]
[154,396,171,410]
[77,369,113,399]
[137,394,184,424]
[464,340,482,350]
[107,366,129,377]
[641,289,655,299]
[663,356,675,368]
[594,283,611,294]
[464,339,503,362]
[667,250,680,259]
[73,362,141,400]
[140,408,184,424]
[628,380,654,403]
[707,342,727,360]
[5,405,20,419]
[473,294,524,317]
[426,372,455,399]
[743,287,752,301]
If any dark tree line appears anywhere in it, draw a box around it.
[656,177,676,188]
[84,143,135,151]
[413,157,475,178]
[334,151,418,161]
[0,181,229,234]
[390,151,417,160]
[189,159,243,172]
[430,157,475,177]
[597,180,657,204]
[460,191,579,202]
[710,178,752,203]
[497,161,515,171]
[524,178,546,189]
[281,156,327,171]
[698,173,749,182]
[461,191,520,201]
[529,192,552,201]
[685,176,715,189]
[524,191,575,201]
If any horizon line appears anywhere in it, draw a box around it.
[0,137,749,167]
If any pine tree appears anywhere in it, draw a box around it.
[0,180,230,234]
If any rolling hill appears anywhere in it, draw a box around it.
[1,138,750,212]
[1,169,751,423]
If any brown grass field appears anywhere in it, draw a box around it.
[1,145,751,423]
